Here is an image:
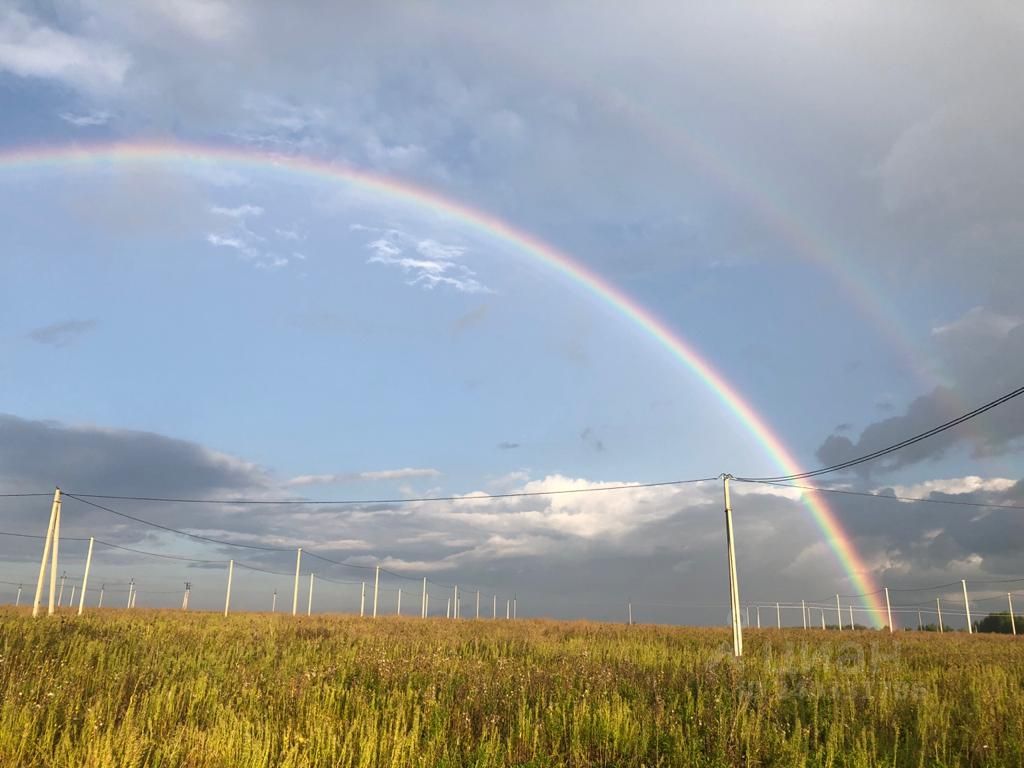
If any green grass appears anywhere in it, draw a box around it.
[1,609,1021,767]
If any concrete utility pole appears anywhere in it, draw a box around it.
[756,605,761,629]
[360,582,366,617]
[493,594,497,619]
[506,599,510,620]
[936,598,943,633]
[849,605,854,630]
[836,595,843,631]
[1008,594,1016,636]
[271,590,276,613]
[183,582,191,611]
[452,585,458,620]
[98,585,104,609]
[628,601,633,626]
[78,537,93,617]
[127,579,135,609]
[513,595,517,620]
[776,602,781,629]
[373,566,380,618]
[962,580,972,634]
[820,608,826,630]
[292,548,302,617]
[884,587,893,633]
[307,572,314,616]
[69,585,75,608]
[476,590,480,620]
[397,588,402,616]
[15,585,22,607]
[33,488,61,618]
[722,475,743,657]
[801,600,807,630]
[917,611,923,631]
[421,577,427,619]
[58,571,66,608]
[446,598,451,619]
[224,560,234,617]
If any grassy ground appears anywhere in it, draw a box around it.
[0,609,1021,767]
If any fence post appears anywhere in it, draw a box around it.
[776,602,781,629]
[307,572,314,616]
[962,580,972,634]
[373,566,380,618]
[360,582,366,617]
[224,560,234,616]
[292,548,302,617]
[936,598,943,633]
[32,488,61,618]
[78,537,94,616]
[421,577,427,619]
[885,587,893,633]
[1008,593,1016,636]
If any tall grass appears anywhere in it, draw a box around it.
[0,609,1021,766]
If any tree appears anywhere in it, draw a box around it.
[975,612,1021,634]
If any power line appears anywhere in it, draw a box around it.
[737,384,1024,482]
[61,477,717,506]
[94,539,229,565]
[736,479,1024,511]
[0,530,90,542]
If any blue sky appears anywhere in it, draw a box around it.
[1,1,1022,623]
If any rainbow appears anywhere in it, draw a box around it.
[0,140,891,625]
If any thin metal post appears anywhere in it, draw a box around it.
[224,560,234,616]
[962,580,972,634]
[78,537,94,616]
[722,475,743,657]
[836,594,842,631]
[48,494,62,616]
[1008,593,1016,636]
[360,582,366,617]
[936,598,943,633]
[32,488,60,618]
[372,566,380,618]
[885,587,893,633]
[421,577,427,619]
[307,572,314,616]
[292,548,302,617]
[776,602,781,629]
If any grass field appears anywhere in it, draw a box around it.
[0,609,1021,767]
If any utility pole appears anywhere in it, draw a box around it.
[307,572,314,616]
[32,490,62,618]
[78,537,93,617]
[476,590,480,620]
[15,585,22,607]
[801,600,807,630]
[57,571,66,608]
[271,590,276,613]
[373,566,380,618]
[421,577,427,619]
[127,578,135,609]
[628,601,633,626]
[776,602,781,629]
[721,475,742,657]
[756,605,761,629]
[452,585,458,620]
[397,588,401,616]
[360,582,365,617]
[224,560,234,617]
[917,610,923,631]
[98,584,104,609]
[836,594,842,631]
[1008,593,1016,636]
[493,594,497,619]
[962,580,972,634]
[849,605,854,629]
[936,598,943,633]
[182,582,191,611]
[884,587,893,633]
[292,548,302,617]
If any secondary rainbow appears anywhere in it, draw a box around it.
[0,140,891,625]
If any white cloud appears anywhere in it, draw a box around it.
[211,204,264,218]
[0,8,130,93]
[151,0,240,43]
[363,228,491,294]
[285,468,441,487]
[58,109,112,127]
[889,475,1016,500]
[932,306,1022,340]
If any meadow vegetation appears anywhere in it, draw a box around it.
[0,609,1021,767]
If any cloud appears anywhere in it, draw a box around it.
[210,204,264,218]
[58,109,112,127]
[27,319,97,348]
[362,228,491,294]
[497,441,520,450]
[206,202,292,269]
[285,468,441,487]
[0,8,130,93]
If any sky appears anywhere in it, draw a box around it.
[1,1,1022,627]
